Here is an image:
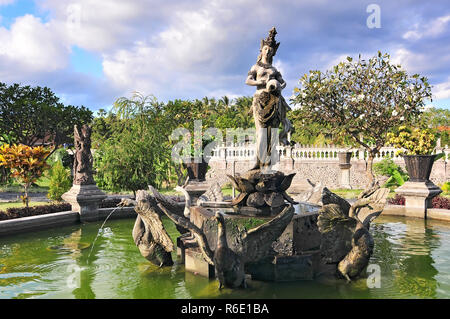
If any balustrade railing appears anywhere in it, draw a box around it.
[209,142,450,163]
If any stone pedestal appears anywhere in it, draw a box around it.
[395,181,442,218]
[339,166,352,189]
[338,152,352,189]
[62,184,107,222]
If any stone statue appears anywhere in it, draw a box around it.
[73,124,95,185]
[157,198,294,289]
[317,185,390,281]
[246,27,293,170]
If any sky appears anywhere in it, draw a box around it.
[0,0,449,111]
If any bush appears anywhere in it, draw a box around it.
[0,198,125,221]
[432,196,450,209]
[387,194,450,209]
[442,182,450,194]
[373,157,409,188]
[47,161,72,201]
[0,203,71,221]
[388,194,406,206]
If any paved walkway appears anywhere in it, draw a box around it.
[0,192,50,203]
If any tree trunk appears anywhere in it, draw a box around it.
[366,152,375,187]
[24,183,30,207]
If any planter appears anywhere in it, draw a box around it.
[338,151,352,169]
[403,154,437,182]
[184,159,208,181]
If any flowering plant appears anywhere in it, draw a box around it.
[387,126,436,155]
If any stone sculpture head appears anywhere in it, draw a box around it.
[257,27,280,65]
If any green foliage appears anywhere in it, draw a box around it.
[387,126,437,155]
[0,82,93,150]
[291,51,432,181]
[94,93,174,193]
[47,161,72,201]
[442,182,450,194]
[373,157,409,187]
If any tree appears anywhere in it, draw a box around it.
[0,144,51,206]
[418,107,450,146]
[291,52,432,184]
[0,82,93,152]
[94,93,173,194]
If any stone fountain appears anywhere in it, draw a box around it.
[124,27,390,289]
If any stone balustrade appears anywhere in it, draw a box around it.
[207,143,449,190]
[210,142,450,163]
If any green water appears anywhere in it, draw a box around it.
[1,215,450,299]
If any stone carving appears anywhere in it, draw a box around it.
[119,188,186,267]
[156,195,294,289]
[246,27,293,170]
[73,124,95,185]
[227,169,297,216]
[317,185,389,281]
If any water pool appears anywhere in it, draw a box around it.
[1,215,450,299]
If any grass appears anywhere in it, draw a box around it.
[0,175,51,193]
[0,201,51,210]
[330,188,399,199]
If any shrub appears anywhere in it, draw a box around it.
[0,144,51,206]
[0,203,71,221]
[0,198,125,220]
[47,161,72,201]
[387,126,437,155]
[373,157,409,188]
[441,182,450,194]
[388,194,406,206]
[432,196,450,209]
[387,194,450,209]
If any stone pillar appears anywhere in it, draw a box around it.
[338,151,352,189]
[395,181,442,218]
[62,124,106,222]
[62,184,106,222]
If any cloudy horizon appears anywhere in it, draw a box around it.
[0,0,449,111]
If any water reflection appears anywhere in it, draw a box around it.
[1,216,450,298]
[371,217,440,298]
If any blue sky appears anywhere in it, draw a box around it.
[0,0,449,111]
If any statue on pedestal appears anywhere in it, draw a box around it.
[245,27,293,170]
[62,124,106,222]
[73,124,95,185]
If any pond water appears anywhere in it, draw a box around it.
[1,215,450,299]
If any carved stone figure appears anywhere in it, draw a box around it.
[156,197,294,289]
[119,189,181,267]
[317,185,389,281]
[227,169,297,215]
[246,27,293,170]
[73,124,95,185]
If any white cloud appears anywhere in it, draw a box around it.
[433,78,450,100]
[0,15,69,75]
[403,15,450,40]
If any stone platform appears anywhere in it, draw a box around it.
[179,204,325,281]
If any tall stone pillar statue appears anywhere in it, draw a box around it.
[62,124,106,222]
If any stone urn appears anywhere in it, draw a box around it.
[184,159,208,181]
[402,154,437,182]
[338,151,352,169]
[395,154,442,218]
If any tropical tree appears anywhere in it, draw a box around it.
[291,52,432,184]
[94,93,173,194]
[0,144,51,206]
[0,82,93,152]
